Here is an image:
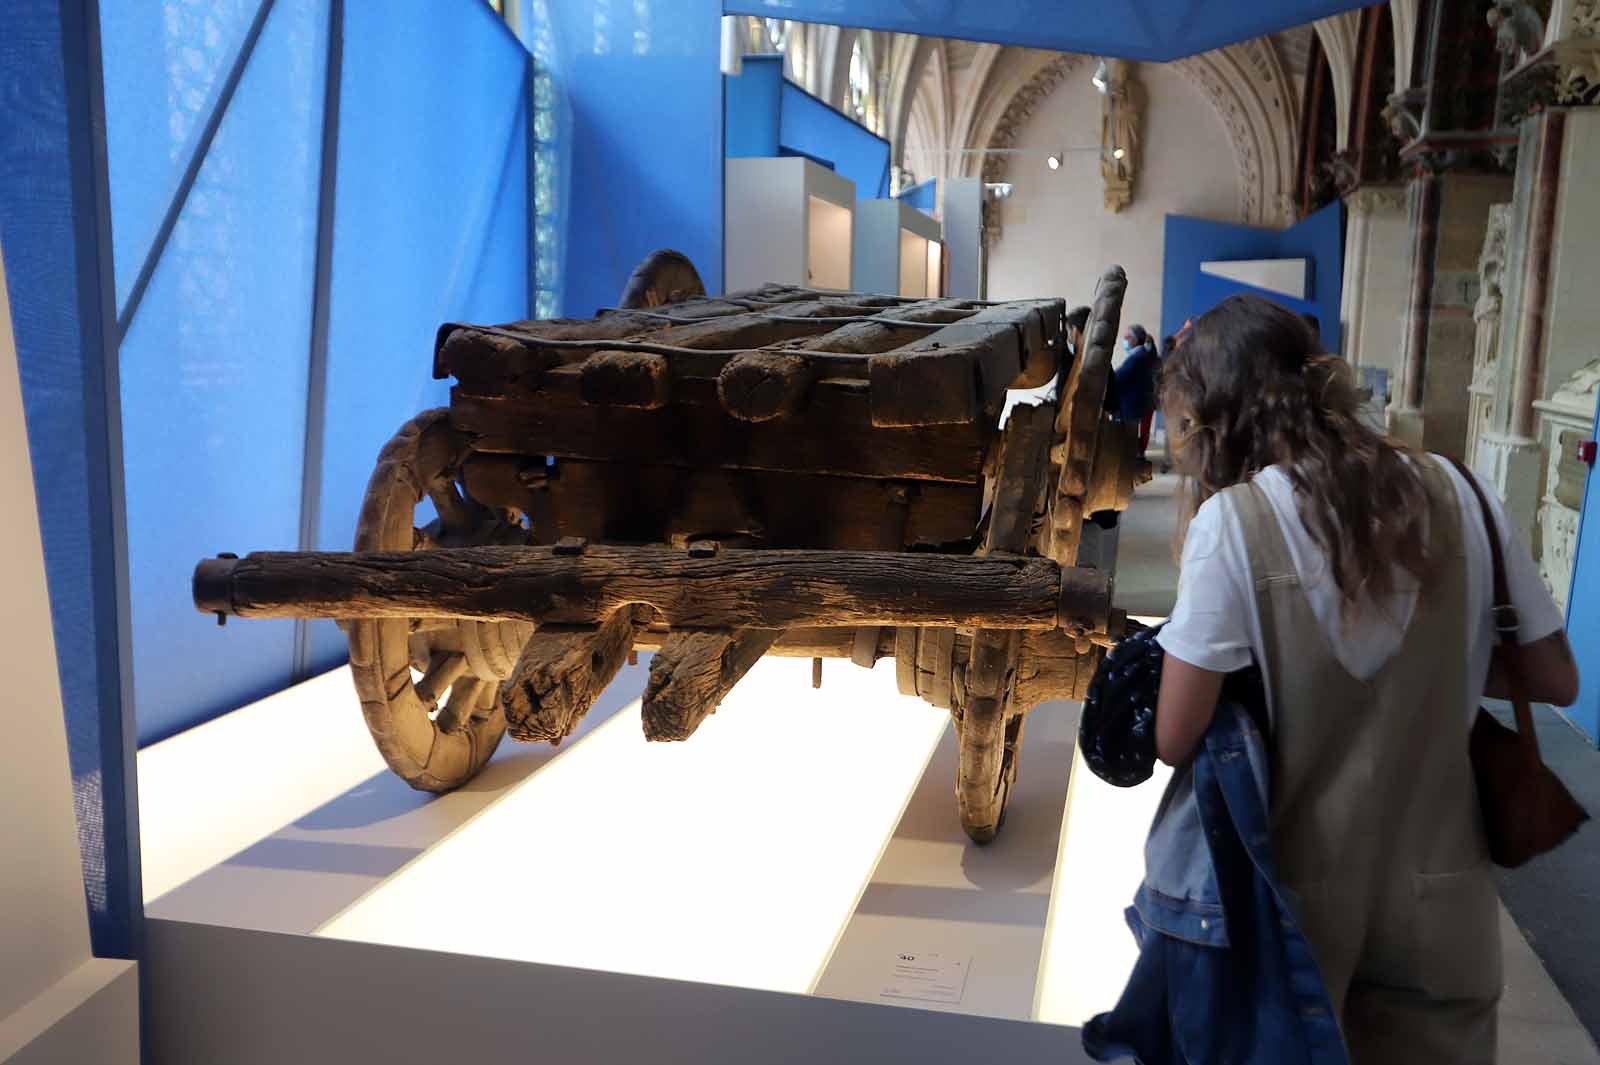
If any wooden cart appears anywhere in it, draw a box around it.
[193,253,1147,842]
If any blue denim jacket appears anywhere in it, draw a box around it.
[1082,702,1349,1065]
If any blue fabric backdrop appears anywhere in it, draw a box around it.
[724,0,1375,63]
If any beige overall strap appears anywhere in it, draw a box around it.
[1223,478,1300,596]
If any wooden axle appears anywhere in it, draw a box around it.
[194,544,1113,634]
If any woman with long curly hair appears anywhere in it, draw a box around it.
[1152,294,1578,1062]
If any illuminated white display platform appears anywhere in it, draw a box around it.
[137,652,1157,1064]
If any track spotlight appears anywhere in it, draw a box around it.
[1092,60,1109,93]
[1112,147,1126,160]
[1047,153,1062,171]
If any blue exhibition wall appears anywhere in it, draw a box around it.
[307,1,533,671]
[723,0,1373,63]
[1,0,142,959]
[93,0,533,742]
[1161,200,1346,356]
[517,0,725,317]
[1562,403,1600,745]
[1190,272,1327,334]
[726,54,890,201]
[899,179,938,214]
[3,0,723,958]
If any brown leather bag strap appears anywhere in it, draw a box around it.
[1446,456,1543,764]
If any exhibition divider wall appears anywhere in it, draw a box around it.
[0,0,727,958]
[1160,200,1347,355]
[725,55,891,202]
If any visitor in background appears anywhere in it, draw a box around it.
[1153,294,1578,1063]
[1113,323,1161,454]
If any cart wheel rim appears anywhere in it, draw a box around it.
[346,409,533,792]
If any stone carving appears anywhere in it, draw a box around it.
[1172,55,1265,224]
[1466,205,1513,463]
[1382,90,1424,142]
[1576,0,1600,38]
[1345,185,1408,216]
[1473,205,1512,391]
[1487,1,1546,62]
[1536,357,1600,607]
[1099,60,1140,212]
[1552,357,1600,409]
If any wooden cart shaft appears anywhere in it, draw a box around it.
[193,544,1114,634]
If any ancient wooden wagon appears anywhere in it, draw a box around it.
[193,253,1146,842]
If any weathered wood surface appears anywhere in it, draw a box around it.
[345,409,509,794]
[436,291,1063,429]
[868,302,1060,427]
[631,625,893,660]
[579,350,671,409]
[196,545,1089,631]
[641,628,783,741]
[717,352,817,422]
[502,612,639,743]
[1014,629,1096,710]
[449,386,992,484]
[957,398,1062,843]
[460,458,979,553]
[1048,267,1126,566]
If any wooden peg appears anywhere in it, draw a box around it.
[812,657,823,689]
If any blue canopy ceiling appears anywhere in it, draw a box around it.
[723,1,1370,62]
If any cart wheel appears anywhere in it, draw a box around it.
[346,409,535,792]
[618,249,706,309]
[956,685,1032,843]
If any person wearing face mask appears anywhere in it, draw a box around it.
[1112,323,1162,455]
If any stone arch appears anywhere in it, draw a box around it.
[972,51,1086,187]
[1173,40,1300,226]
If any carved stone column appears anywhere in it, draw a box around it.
[1388,159,1514,458]
[1479,0,1600,538]
[1466,204,1512,464]
[1388,166,1442,448]
[1341,185,1410,377]
[1534,359,1600,609]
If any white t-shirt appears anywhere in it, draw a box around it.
[1156,457,1564,721]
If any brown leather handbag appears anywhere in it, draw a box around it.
[1450,457,1589,868]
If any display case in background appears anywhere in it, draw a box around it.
[725,156,856,291]
[941,177,987,300]
[854,198,943,298]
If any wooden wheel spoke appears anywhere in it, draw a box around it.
[435,677,483,734]
[415,652,470,709]
[428,477,479,538]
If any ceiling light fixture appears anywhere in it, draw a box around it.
[1047,153,1062,171]
[1092,59,1109,94]
[1112,147,1126,160]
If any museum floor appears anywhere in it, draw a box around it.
[135,475,1600,1062]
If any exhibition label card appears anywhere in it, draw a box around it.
[878,950,971,1005]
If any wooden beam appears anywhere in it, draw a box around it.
[867,301,1063,427]
[641,628,783,741]
[717,351,817,421]
[501,612,638,743]
[631,625,893,660]
[194,545,1083,631]
[449,386,991,485]
[579,350,671,409]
